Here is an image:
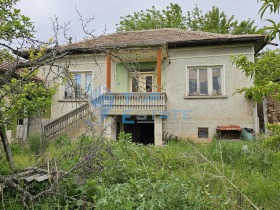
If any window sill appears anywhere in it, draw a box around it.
[184,95,228,99]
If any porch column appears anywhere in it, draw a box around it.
[154,116,163,146]
[157,49,162,92]
[104,116,115,140]
[106,54,111,91]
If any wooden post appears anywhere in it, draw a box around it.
[157,49,162,92]
[106,54,111,91]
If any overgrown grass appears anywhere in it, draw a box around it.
[1,135,280,209]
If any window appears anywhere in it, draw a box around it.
[17,119,24,125]
[130,72,154,92]
[85,74,93,98]
[187,66,222,96]
[64,72,93,99]
[212,68,222,95]
[198,128,209,139]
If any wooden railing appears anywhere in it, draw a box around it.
[102,92,167,114]
[43,103,90,140]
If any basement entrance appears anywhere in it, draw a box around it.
[122,116,154,145]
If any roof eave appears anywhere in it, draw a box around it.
[167,36,267,54]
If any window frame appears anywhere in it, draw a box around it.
[62,71,93,100]
[129,71,155,93]
[186,65,225,97]
[198,127,209,139]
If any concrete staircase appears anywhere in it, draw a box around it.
[43,103,94,140]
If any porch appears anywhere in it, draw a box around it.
[102,92,167,115]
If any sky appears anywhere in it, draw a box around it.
[17,0,279,47]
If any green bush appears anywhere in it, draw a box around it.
[2,135,280,209]
[27,133,42,155]
[54,134,71,147]
[89,177,229,210]
[118,131,132,142]
[263,123,280,151]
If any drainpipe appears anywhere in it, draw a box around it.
[157,49,162,92]
[106,54,111,91]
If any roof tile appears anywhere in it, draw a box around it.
[70,28,266,49]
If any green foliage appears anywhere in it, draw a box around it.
[0,160,12,175]
[27,133,42,155]
[2,136,280,209]
[116,3,186,31]
[92,178,220,210]
[0,141,35,173]
[0,78,56,130]
[116,4,262,35]
[258,0,280,40]
[0,0,33,41]
[232,49,280,102]
[206,140,274,171]
[0,0,55,132]
[53,134,71,147]
[186,5,262,34]
[117,131,132,142]
[259,0,280,18]
[263,123,280,151]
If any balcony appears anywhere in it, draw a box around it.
[100,92,167,115]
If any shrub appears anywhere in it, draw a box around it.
[27,133,42,155]
[53,134,71,147]
[118,132,132,142]
[92,177,227,210]
[263,123,280,151]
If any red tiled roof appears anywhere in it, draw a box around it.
[0,60,41,81]
[69,28,267,53]
[217,125,242,131]
[0,60,15,72]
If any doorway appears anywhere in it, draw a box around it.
[130,71,154,92]
[120,116,154,145]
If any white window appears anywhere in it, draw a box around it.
[187,66,223,96]
[64,72,93,99]
[129,72,154,92]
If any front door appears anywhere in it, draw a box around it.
[16,118,28,141]
[130,72,154,92]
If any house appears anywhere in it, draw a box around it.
[26,28,267,145]
[0,58,42,143]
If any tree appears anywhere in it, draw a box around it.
[258,0,280,40]
[0,0,66,169]
[116,3,186,31]
[116,4,262,34]
[0,0,36,169]
[186,5,263,34]
[0,0,34,41]
[0,0,126,170]
[231,0,280,101]
[232,50,280,102]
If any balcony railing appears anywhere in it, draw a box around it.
[100,92,167,115]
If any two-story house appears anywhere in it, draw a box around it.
[28,28,267,145]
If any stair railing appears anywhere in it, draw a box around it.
[43,103,90,140]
